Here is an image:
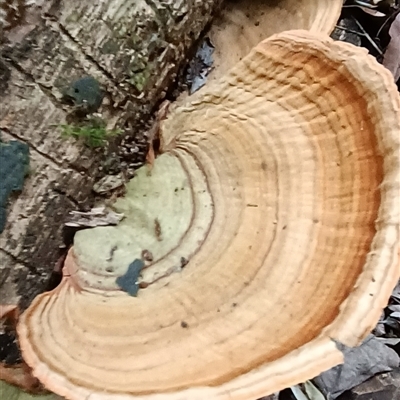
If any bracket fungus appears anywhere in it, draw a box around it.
[17,30,400,400]
[208,0,343,83]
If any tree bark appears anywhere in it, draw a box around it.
[0,0,222,311]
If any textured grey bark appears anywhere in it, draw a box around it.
[0,0,222,311]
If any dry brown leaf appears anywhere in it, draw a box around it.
[0,363,45,394]
[0,304,18,321]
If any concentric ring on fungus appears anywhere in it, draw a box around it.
[18,30,400,400]
[206,0,343,84]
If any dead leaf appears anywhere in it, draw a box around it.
[388,304,400,313]
[304,381,327,400]
[0,305,18,321]
[376,337,400,346]
[0,379,61,399]
[0,363,44,394]
[0,305,44,393]
[383,13,400,81]
[339,368,400,400]
[65,207,124,228]
[186,37,215,94]
[314,335,399,399]
[390,311,400,319]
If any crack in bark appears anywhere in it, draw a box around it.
[0,58,94,177]
[1,128,64,170]
[0,248,38,275]
[3,55,62,109]
[52,187,83,210]
[56,22,116,84]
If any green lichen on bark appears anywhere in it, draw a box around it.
[0,136,30,233]
[62,76,104,114]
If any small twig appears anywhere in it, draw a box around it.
[343,3,377,10]
[352,0,378,8]
[334,25,368,36]
[352,16,384,55]
[376,9,400,38]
